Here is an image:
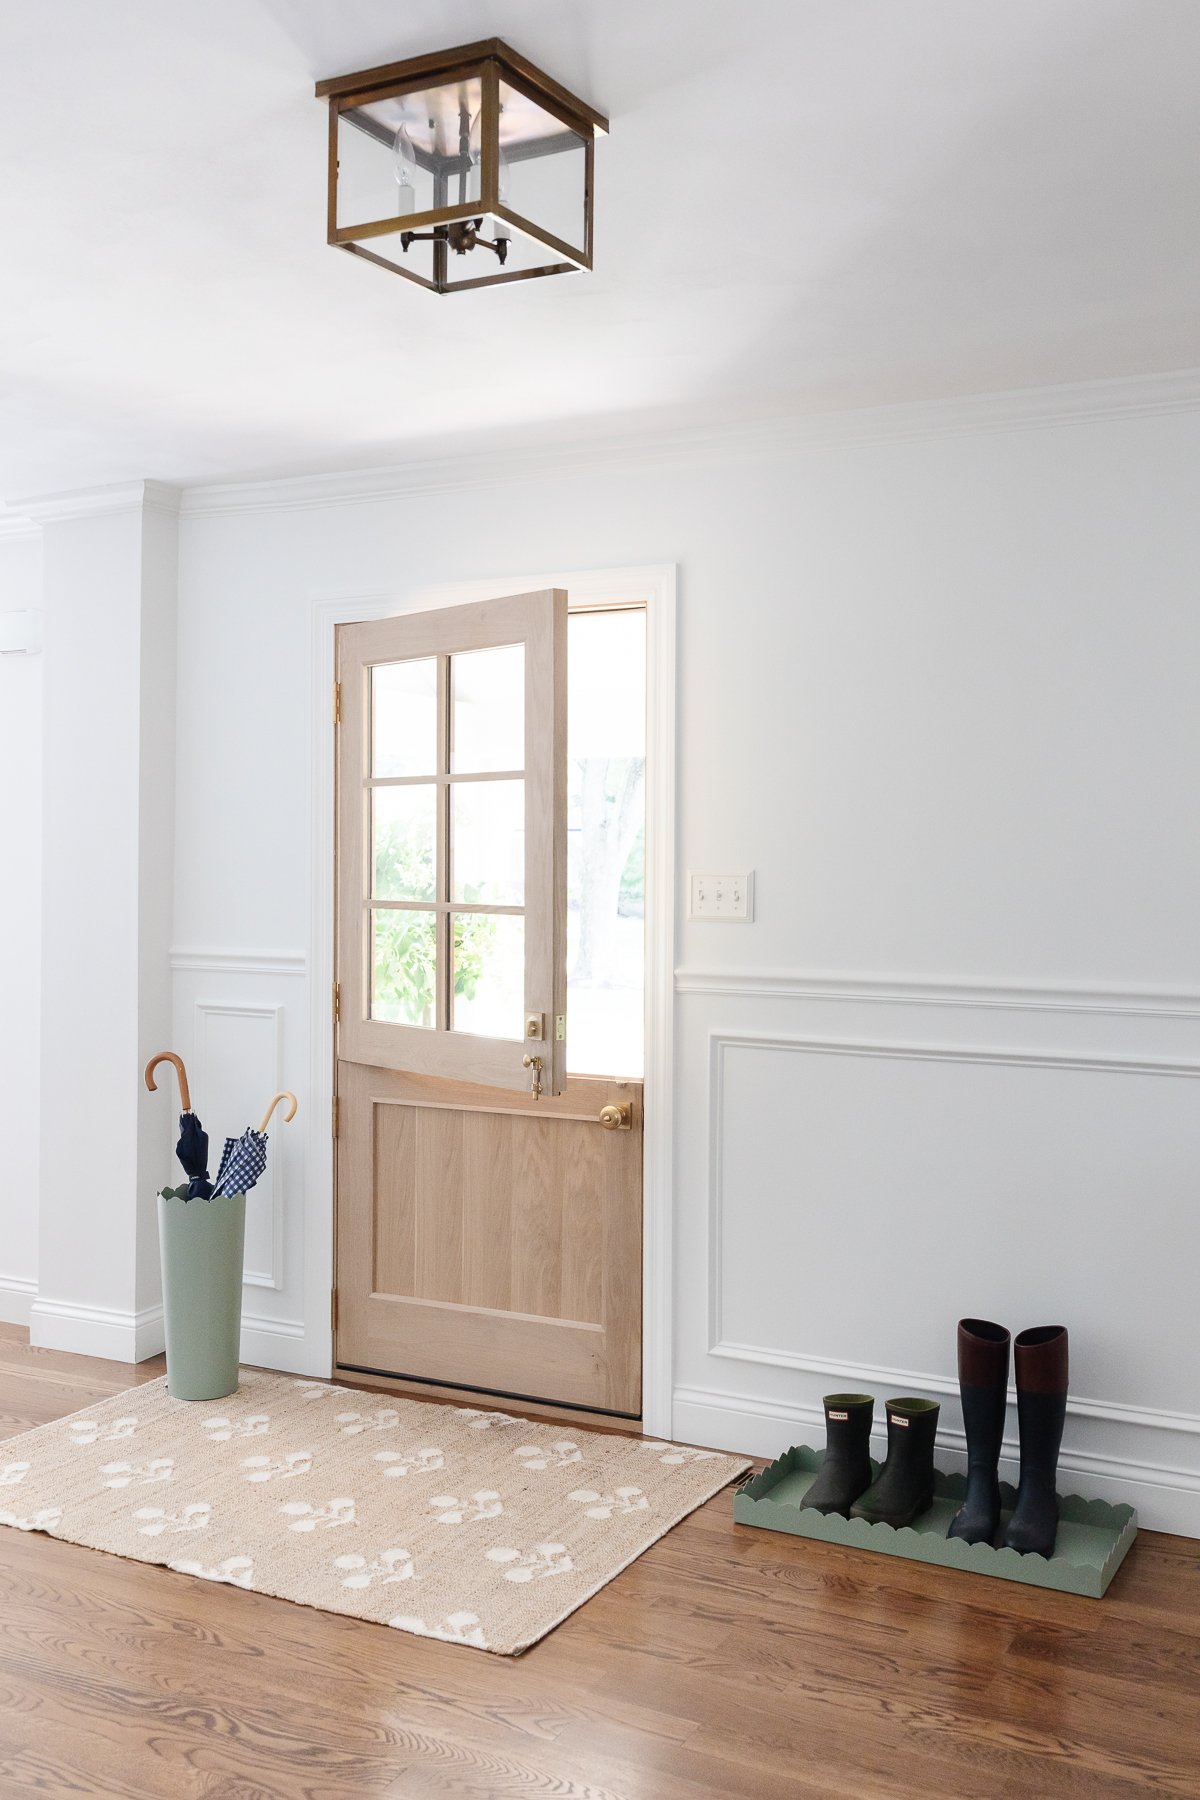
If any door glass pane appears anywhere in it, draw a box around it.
[451,644,524,773]
[451,779,524,906]
[372,910,438,1027]
[452,913,523,1039]
[372,658,438,777]
[567,610,646,1076]
[373,785,436,901]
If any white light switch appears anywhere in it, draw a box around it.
[689,871,754,921]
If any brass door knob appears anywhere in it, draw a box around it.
[598,1103,633,1131]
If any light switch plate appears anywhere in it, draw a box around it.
[689,871,754,921]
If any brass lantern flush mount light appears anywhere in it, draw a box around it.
[315,39,607,295]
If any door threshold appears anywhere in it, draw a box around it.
[335,1362,642,1430]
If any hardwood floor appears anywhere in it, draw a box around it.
[0,1323,1196,1800]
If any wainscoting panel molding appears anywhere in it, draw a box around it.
[193,1002,285,1292]
[697,1027,1200,1532]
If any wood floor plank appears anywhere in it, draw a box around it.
[0,1331,1197,1799]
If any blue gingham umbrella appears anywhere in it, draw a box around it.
[210,1132,268,1199]
[210,1091,297,1199]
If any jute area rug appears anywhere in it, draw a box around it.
[0,1368,748,1655]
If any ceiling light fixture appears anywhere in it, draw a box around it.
[316,38,607,295]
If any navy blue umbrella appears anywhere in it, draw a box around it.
[175,1111,214,1200]
[145,1053,212,1200]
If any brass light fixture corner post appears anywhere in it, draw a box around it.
[316,38,607,295]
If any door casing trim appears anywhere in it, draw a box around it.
[310,564,676,1437]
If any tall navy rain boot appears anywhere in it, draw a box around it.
[947,1318,1011,1546]
[998,1325,1068,1558]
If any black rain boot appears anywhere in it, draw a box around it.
[947,1318,1011,1545]
[803,1394,874,1516]
[998,1325,1068,1558]
[849,1398,940,1528]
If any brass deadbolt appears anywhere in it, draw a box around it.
[598,1103,633,1131]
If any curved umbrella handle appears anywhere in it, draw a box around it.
[145,1052,192,1113]
[258,1090,298,1133]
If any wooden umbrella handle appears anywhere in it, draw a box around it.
[145,1052,192,1113]
[258,1091,298,1133]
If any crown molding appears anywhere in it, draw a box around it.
[175,366,1200,521]
[10,478,181,527]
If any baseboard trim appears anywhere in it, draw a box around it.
[709,1339,1200,1439]
[0,1275,37,1328]
[240,1315,326,1379]
[673,1384,1200,1539]
[29,1297,164,1364]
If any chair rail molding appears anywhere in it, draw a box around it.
[171,948,306,977]
[310,564,677,1433]
[676,968,1200,1018]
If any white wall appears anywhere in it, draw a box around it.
[0,532,43,1322]
[163,392,1200,1531]
[31,494,178,1361]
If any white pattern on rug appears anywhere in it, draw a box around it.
[0,1370,749,1655]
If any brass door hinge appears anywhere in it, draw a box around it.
[332,981,340,1026]
[332,680,342,726]
[330,1288,338,1333]
[331,1095,340,1138]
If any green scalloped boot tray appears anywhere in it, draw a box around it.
[734,1446,1137,1597]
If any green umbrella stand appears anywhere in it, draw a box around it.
[157,1189,246,1401]
[146,1056,297,1403]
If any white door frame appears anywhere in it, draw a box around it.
[308,564,676,1437]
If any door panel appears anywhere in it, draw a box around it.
[336,1059,642,1413]
[334,595,644,1418]
[336,590,567,1095]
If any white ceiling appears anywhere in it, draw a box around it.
[1,0,1198,499]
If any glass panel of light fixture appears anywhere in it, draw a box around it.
[337,104,437,231]
[451,913,524,1039]
[452,779,524,906]
[373,785,436,902]
[496,81,588,258]
[450,644,524,773]
[371,909,438,1027]
[339,78,486,232]
[371,658,438,777]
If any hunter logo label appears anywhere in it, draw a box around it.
[828,1411,849,1421]
[890,1415,909,1427]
